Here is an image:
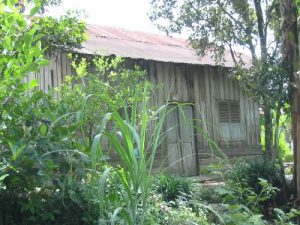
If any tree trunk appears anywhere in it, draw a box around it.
[280,0,299,199]
[264,103,273,160]
[273,107,281,159]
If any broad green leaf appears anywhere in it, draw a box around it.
[28,79,39,89]
[9,144,26,161]
[0,174,9,181]
[30,4,41,16]
[7,0,17,8]
[39,123,47,136]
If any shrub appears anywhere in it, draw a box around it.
[225,158,284,218]
[145,193,209,225]
[226,158,282,195]
[153,174,192,202]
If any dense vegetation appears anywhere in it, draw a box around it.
[0,0,300,224]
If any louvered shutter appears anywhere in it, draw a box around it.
[229,102,241,140]
[230,102,240,123]
[219,102,230,123]
[219,101,242,140]
[219,102,230,139]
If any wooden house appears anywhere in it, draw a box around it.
[29,25,261,176]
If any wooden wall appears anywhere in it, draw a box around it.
[144,61,261,164]
[31,53,261,172]
[26,52,72,93]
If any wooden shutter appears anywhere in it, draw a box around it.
[219,102,230,123]
[219,101,242,141]
[219,102,230,139]
[230,102,240,123]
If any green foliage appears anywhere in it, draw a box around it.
[0,1,98,224]
[0,1,295,224]
[145,193,209,225]
[149,0,280,62]
[273,208,300,225]
[233,59,288,107]
[153,174,192,202]
[167,204,209,225]
[260,111,292,160]
[216,178,278,213]
[31,13,87,52]
[226,159,282,191]
[217,203,267,225]
[91,82,168,224]
[58,56,146,140]
[224,158,288,218]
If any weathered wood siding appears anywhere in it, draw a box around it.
[145,61,260,153]
[26,52,72,93]
[31,53,261,172]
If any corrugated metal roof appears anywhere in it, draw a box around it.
[78,24,250,67]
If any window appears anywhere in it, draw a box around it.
[219,101,242,140]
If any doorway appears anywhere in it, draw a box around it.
[165,104,197,176]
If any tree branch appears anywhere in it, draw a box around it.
[264,0,277,35]
[254,0,267,59]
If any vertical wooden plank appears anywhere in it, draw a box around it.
[204,66,213,145]
[233,80,240,101]
[254,102,260,145]
[62,53,67,82]
[156,62,164,106]
[244,95,252,145]
[218,69,225,100]
[193,67,203,150]
[228,78,235,100]
[224,73,230,99]
[166,106,182,174]
[175,65,183,101]
[209,67,218,142]
[249,99,256,145]
[53,54,58,89]
[180,105,197,175]
[198,67,208,148]
[149,61,158,107]
[38,67,42,91]
[181,66,189,102]
[56,53,61,88]
[239,87,247,142]
[169,63,176,99]
[163,63,170,102]
[186,66,193,102]
[44,58,50,93]
[66,55,72,76]
[214,69,221,142]
[217,69,226,142]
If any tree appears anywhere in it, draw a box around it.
[280,0,300,198]
[149,0,288,160]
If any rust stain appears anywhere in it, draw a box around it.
[77,24,251,68]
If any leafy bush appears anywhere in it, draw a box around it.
[90,81,172,224]
[0,1,150,223]
[58,56,146,140]
[225,158,286,218]
[217,203,267,225]
[153,173,192,202]
[273,208,300,225]
[215,178,278,213]
[145,193,209,225]
[189,185,269,225]
[0,1,99,224]
[226,158,283,196]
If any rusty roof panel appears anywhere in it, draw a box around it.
[78,25,250,67]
